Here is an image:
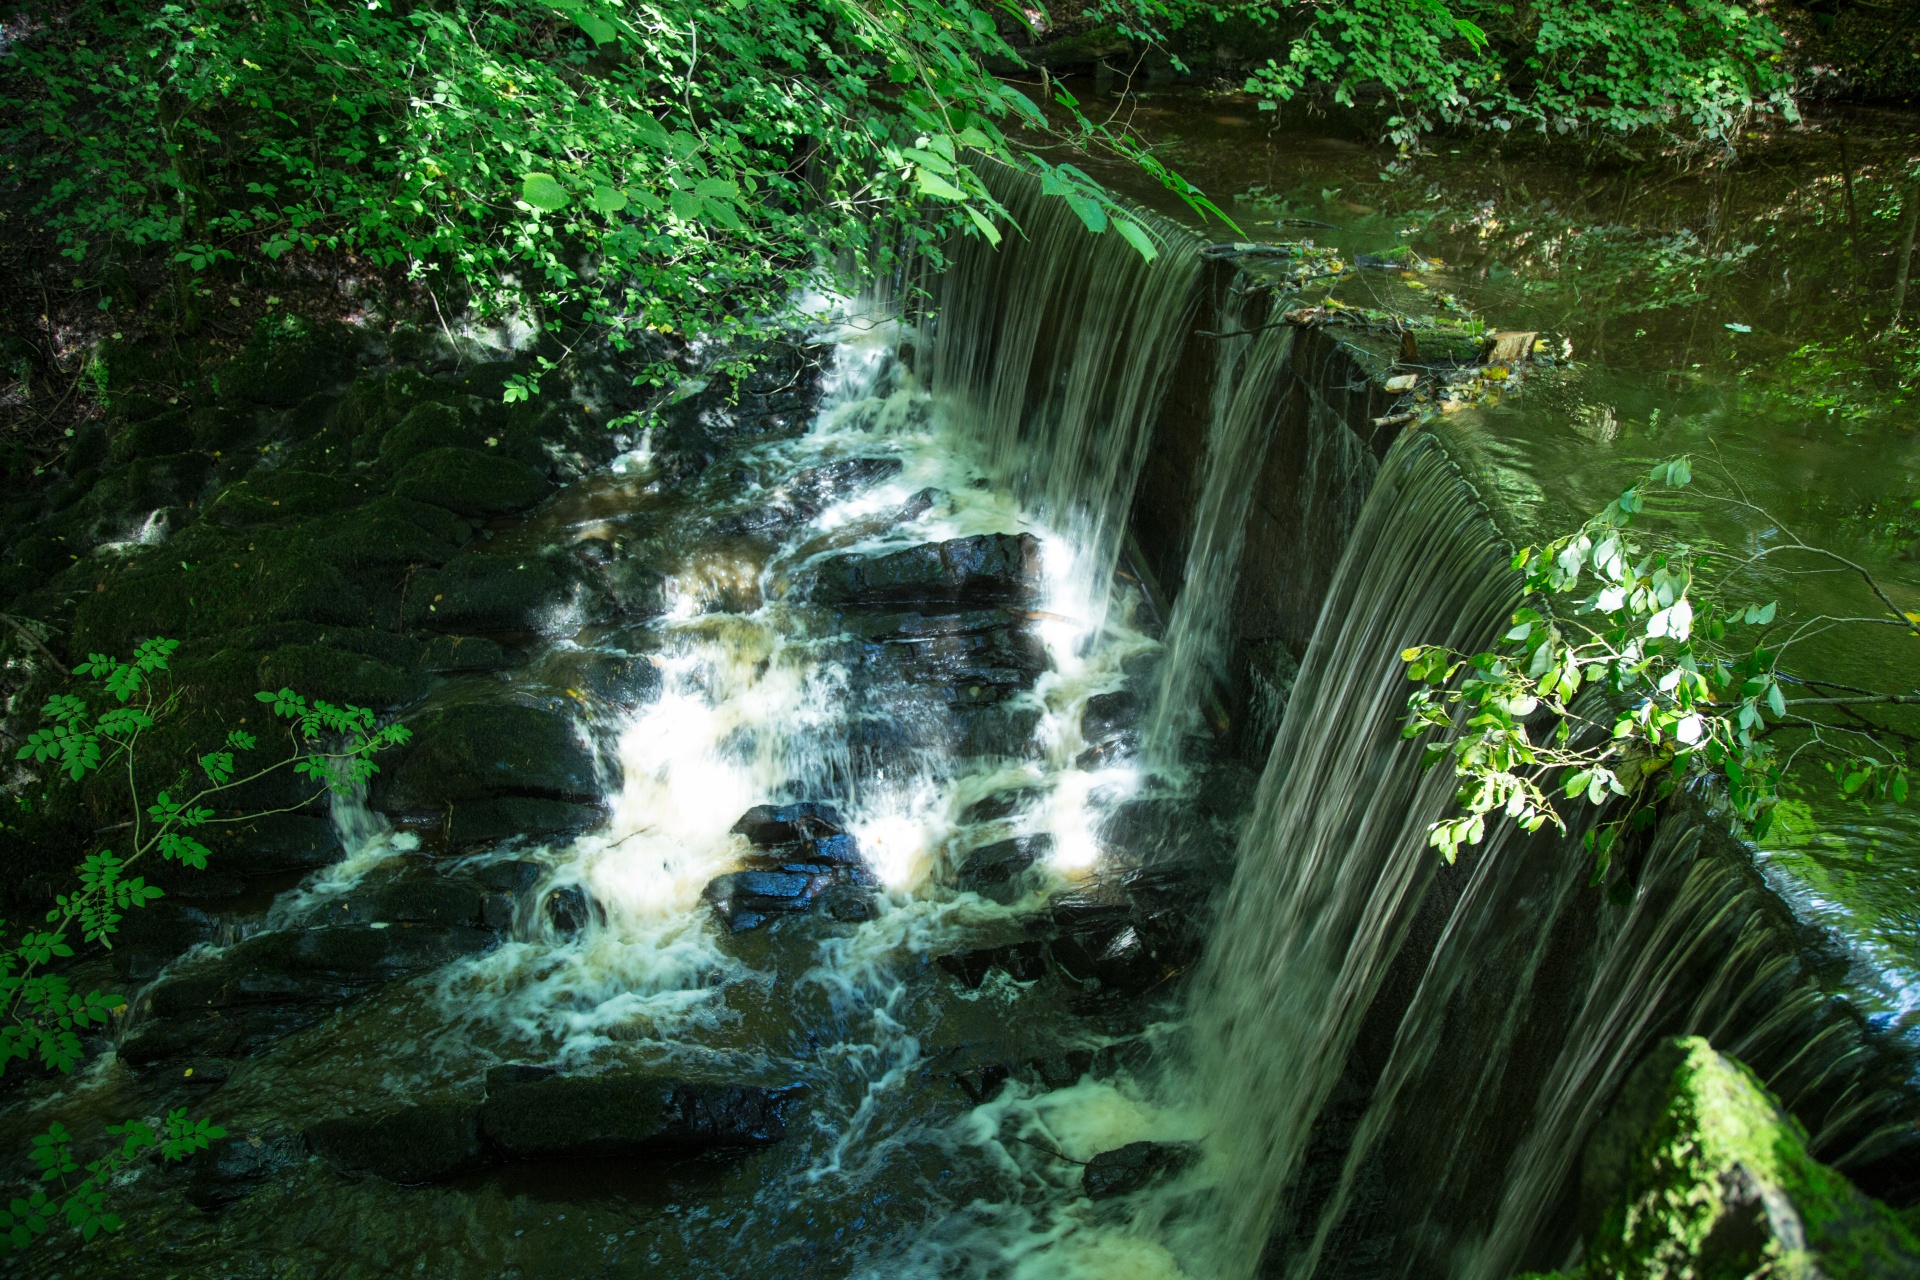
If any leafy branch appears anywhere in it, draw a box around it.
[1401,458,1916,879]
[1,639,409,1254]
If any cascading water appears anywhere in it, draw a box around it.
[923,171,1203,634]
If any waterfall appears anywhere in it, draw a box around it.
[924,170,1203,632]
[1181,429,1522,1280]
[1142,307,1297,766]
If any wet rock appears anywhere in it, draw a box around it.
[392,447,549,518]
[808,533,1042,607]
[954,1062,1013,1104]
[730,802,846,846]
[955,702,1044,759]
[122,923,498,1066]
[186,1133,310,1209]
[1081,1141,1196,1200]
[420,633,516,673]
[542,884,602,937]
[335,870,512,930]
[1081,689,1138,741]
[704,869,821,932]
[371,699,598,821]
[307,1102,485,1185]
[959,786,1045,825]
[471,858,546,895]
[112,903,215,982]
[205,813,344,878]
[448,796,602,846]
[478,1070,794,1158]
[936,940,1048,989]
[706,809,875,931]
[956,835,1050,901]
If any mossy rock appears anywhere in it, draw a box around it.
[319,495,471,568]
[420,634,515,673]
[377,401,488,470]
[1544,1036,1920,1280]
[110,409,195,463]
[285,391,344,442]
[221,323,358,408]
[207,469,366,527]
[79,453,213,529]
[228,622,425,670]
[391,447,548,518]
[70,528,374,658]
[404,551,593,633]
[256,643,427,711]
[189,404,255,455]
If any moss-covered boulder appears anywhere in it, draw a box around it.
[221,321,358,408]
[206,469,366,527]
[405,550,601,633]
[110,409,196,463]
[317,494,470,569]
[1532,1036,1920,1280]
[256,643,427,711]
[392,446,548,518]
[377,401,489,469]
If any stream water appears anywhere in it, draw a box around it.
[6,95,1918,1280]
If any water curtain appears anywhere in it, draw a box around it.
[1183,429,1522,1280]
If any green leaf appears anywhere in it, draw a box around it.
[587,185,628,215]
[521,173,570,213]
[914,167,968,202]
[1112,217,1158,263]
[963,205,1001,246]
[1064,193,1108,234]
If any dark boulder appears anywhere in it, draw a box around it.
[420,633,515,673]
[307,1102,485,1184]
[936,940,1047,989]
[205,813,344,878]
[807,533,1041,607]
[121,922,498,1067]
[392,447,548,518]
[447,796,603,846]
[542,884,604,937]
[956,835,1050,901]
[1081,1141,1196,1200]
[256,643,426,711]
[478,1069,794,1159]
[185,1132,310,1209]
[111,903,215,982]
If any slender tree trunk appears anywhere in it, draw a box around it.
[1891,186,1919,332]
[1839,133,1862,304]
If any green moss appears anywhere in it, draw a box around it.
[256,643,426,710]
[391,446,548,518]
[319,494,470,567]
[109,408,195,462]
[1560,1036,1920,1280]
[377,400,487,469]
[206,469,365,527]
